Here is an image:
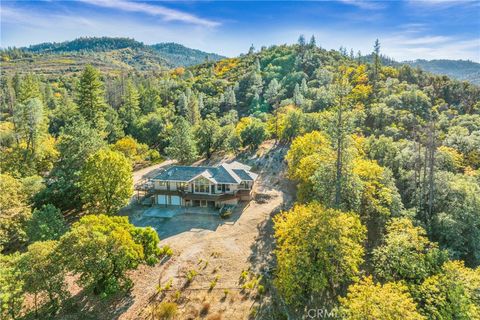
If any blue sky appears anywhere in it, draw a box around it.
[1,0,479,62]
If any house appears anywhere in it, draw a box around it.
[150,161,258,208]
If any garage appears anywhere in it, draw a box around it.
[170,196,181,206]
[157,195,167,205]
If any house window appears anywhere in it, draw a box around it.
[217,184,222,191]
[176,182,187,190]
[225,184,231,192]
[157,181,168,188]
[194,178,210,193]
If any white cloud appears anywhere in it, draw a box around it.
[337,0,386,10]
[1,3,478,62]
[383,34,479,62]
[79,0,220,27]
[390,35,451,45]
[407,0,479,10]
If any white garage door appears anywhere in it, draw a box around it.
[170,196,181,206]
[157,195,167,205]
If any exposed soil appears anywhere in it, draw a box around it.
[55,141,294,320]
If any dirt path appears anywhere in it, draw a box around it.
[133,160,176,185]
[119,142,293,320]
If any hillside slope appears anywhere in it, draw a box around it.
[1,37,225,76]
[405,59,480,85]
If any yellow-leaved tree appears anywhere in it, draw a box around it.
[79,149,133,215]
[273,202,366,309]
[339,276,425,320]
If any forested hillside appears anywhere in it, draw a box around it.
[405,59,480,85]
[1,36,479,319]
[0,37,225,76]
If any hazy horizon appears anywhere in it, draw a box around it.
[2,0,480,62]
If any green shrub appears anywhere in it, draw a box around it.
[160,245,173,257]
[186,269,198,283]
[210,275,220,289]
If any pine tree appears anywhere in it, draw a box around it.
[357,50,362,62]
[177,92,188,116]
[77,65,106,129]
[254,58,261,72]
[223,86,236,111]
[264,79,282,141]
[332,72,353,208]
[186,95,200,125]
[298,34,306,47]
[372,39,381,98]
[198,93,204,112]
[264,79,281,107]
[309,35,316,48]
[118,80,140,135]
[13,98,45,157]
[165,117,197,163]
[293,83,304,107]
[17,74,41,104]
[300,78,308,95]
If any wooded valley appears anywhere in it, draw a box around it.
[1,36,479,319]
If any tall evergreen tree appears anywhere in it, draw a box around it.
[300,78,308,95]
[332,72,353,208]
[195,115,224,159]
[186,95,200,125]
[264,79,281,107]
[297,34,306,47]
[293,83,304,107]
[177,92,188,116]
[222,86,236,111]
[265,78,282,141]
[76,65,107,129]
[118,80,140,135]
[13,98,45,155]
[17,74,41,104]
[372,39,381,98]
[39,120,106,210]
[165,117,197,163]
[198,93,204,112]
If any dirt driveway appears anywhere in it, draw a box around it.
[132,160,176,185]
[119,144,293,319]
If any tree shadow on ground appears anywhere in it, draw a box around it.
[55,289,134,320]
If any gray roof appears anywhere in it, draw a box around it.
[233,169,255,181]
[153,162,257,184]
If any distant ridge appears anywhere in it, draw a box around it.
[1,37,225,73]
[404,59,480,85]
[24,37,145,53]
[150,42,225,67]
[359,53,479,85]
[2,37,478,84]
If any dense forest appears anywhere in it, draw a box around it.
[1,35,479,319]
[1,37,225,76]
